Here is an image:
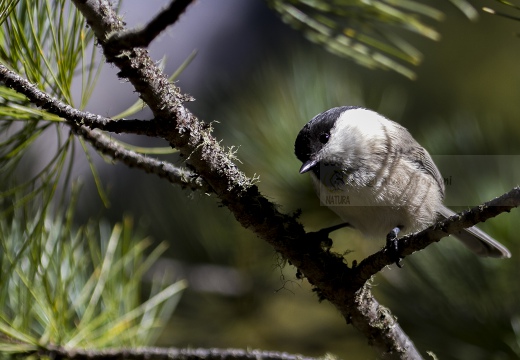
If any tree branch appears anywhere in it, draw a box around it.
[71,0,255,194]
[12,1,514,358]
[106,0,195,50]
[351,285,422,359]
[0,63,208,192]
[38,346,317,360]
[352,187,520,288]
[70,123,209,192]
[0,64,160,137]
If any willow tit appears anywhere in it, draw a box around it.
[295,106,511,258]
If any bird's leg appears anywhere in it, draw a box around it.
[318,222,350,235]
[386,226,403,268]
[307,223,350,250]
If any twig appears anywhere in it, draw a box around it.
[39,346,317,360]
[0,64,159,137]
[352,187,520,288]
[106,0,195,50]
[0,64,208,192]
[71,124,209,192]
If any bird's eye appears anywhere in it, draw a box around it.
[319,132,330,144]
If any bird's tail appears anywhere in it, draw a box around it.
[438,206,511,258]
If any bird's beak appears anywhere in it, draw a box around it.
[299,158,318,174]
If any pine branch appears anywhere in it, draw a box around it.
[106,0,195,50]
[0,64,159,137]
[71,0,254,194]
[352,187,520,287]
[38,346,317,360]
[0,64,207,192]
[70,123,209,192]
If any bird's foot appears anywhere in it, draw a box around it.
[386,227,403,268]
[309,223,350,250]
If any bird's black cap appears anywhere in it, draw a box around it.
[294,106,360,173]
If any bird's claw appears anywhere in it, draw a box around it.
[386,227,403,268]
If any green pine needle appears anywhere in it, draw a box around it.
[268,0,477,79]
[0,197,186,351]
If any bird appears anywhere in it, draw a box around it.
[294,106,511,259]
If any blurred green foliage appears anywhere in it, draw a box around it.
[267,0,477,79]
[0,191,185,352]
[382,238,520,359]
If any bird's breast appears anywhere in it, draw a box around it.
[310,164,442,240]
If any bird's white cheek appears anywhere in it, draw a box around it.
[322,136,355,164]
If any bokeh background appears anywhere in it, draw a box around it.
[72,0,520,358]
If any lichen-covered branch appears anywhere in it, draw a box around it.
[0,64,205,192]
[0,64,160,137]
[70,123,209,192]
[351,286,422,359]
[37,346,316,360]
[105,0,195,51]
[352,187,520,288]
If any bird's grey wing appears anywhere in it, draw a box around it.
[438,206,511,258]
[408,146,445,196]
[390,124,445,197]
